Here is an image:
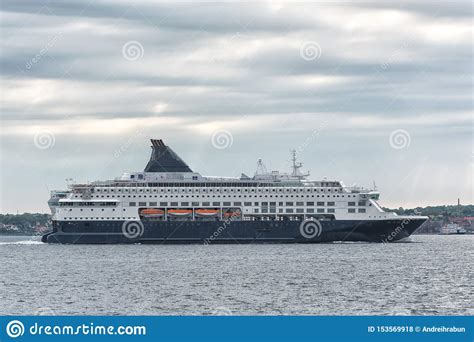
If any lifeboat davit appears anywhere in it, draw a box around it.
[140,208,164,217]
[195,209,219,217]
[167,209,192,217]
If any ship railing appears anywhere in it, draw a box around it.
[345,186,378,194]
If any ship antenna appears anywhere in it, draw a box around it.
[256,158,267,175]
[290,149,309,178]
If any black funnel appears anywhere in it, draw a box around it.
[144,139,193,173]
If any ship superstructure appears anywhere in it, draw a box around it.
[42,139,427,244]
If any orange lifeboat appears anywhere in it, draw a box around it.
[223,211,241,218]
[195,209,219,217]
[140,208,164,217]
[167,209,192,216]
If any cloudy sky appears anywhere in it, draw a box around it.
[1,0,472,213]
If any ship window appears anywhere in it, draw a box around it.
[129,202,136,206]
[150,202,157,206]
[348,202,356,206]
[262,202,268,206]
[244,202,252,206]
[348,208,356,213]
[139,202,146,206]
[327,202,335,206]
[223,202,231,206]
[358,201,366,206]
[160,202,167,206]
[358,208,366,213]
[296,202,304,206]
[286,202,293,206]
[317,208,324,213]
[317,202,324,206]
[181,202,189,206]
[212,202,220,206]
[202,202,210,206]
[307,208,314,213]
[286,209,294,213]
[327,209,335,213]
[254,208,259,213]
[192,202,199,206]
[296,209,304,213]
[306,202,314,206]
[234,202,242,206]
[171,202,178,206]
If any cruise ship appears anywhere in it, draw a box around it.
[42,139,428,244]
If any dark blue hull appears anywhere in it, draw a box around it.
[42,217,427,244]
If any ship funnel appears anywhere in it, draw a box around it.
[144,139,193,173]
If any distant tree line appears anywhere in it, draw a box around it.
[383,205,473,234]
[383,205,474,219]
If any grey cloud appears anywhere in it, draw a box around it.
[343,0,473,18]
[1,0,316,32]
[0,1,472,212]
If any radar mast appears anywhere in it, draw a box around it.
[290,149,309,179]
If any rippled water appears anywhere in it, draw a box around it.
[0,235,472,315]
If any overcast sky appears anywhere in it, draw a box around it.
[1,0,472,213]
